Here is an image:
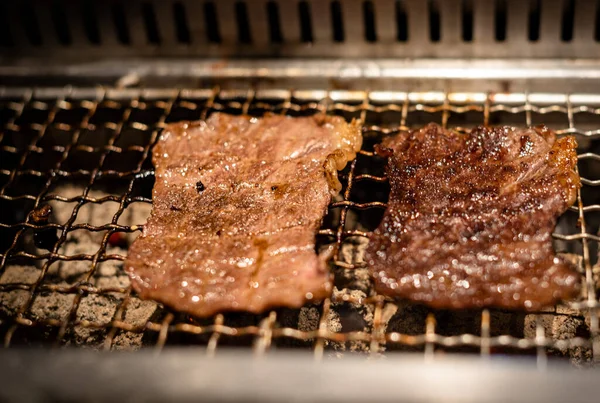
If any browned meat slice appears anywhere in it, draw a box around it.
[366,124,581,310]
[126,113,362,317]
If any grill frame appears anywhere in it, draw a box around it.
[2,0,600,59]
[0,349,597,403]
[0,86,598,364]
[2,350,600,403]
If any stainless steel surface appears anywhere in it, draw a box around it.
[5,59,600,94]
[1,350,599,403]
[1,0,599,59]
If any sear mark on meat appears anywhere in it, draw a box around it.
[125,113,362,317]
[366,124,581,311]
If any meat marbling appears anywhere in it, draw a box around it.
[366,124,581,310]
[126,113,362,317]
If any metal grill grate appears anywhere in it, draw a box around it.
[1,87,599,364]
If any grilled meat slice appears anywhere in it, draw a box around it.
[366,124,580,310]
[126,113,362,317]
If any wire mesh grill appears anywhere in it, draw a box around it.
[0,87,599,364]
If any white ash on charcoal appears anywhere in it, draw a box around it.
[311,235,374,354]
[70,293,119,348]
[31,288,78,319]
[523,253,592,366]
[0,267,37,319]
[48,230,104,283]
[74,201,121,227]
[324,288,374,354]
[297,305,321,335]
[524,309,592,366]
[0,288,30,318]
[0,185,156,349]
[310,237,408,355]
[111,297,158,350]
[334,236,373,295]
[94,270,131,293]
[0,265,40,285]
[296,304,330,351]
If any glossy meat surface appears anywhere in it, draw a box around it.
[366,124,581,310]
[126,113,362,317]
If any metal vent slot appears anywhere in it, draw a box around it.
[529,0,541,41]
[50,2,71,46]
[19,2,42,47]
[141,2,161,45]
[111,2,131,45]
[396,1,409,41]
[266,2,283,43]
[331,1,345,42]
[0,3,14,48]
[494,0,507,42]
[173,2,191,44]
[462,0,474,42]
[597,0,600,41]
[428,0,441,42]
[204,2,221,44]
[561,0,575,42]
[235,1,252,44]
[363,1,377,42]
[82,2,100,45]
[298,1,313,43]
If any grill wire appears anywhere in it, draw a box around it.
[0,86,599,364]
